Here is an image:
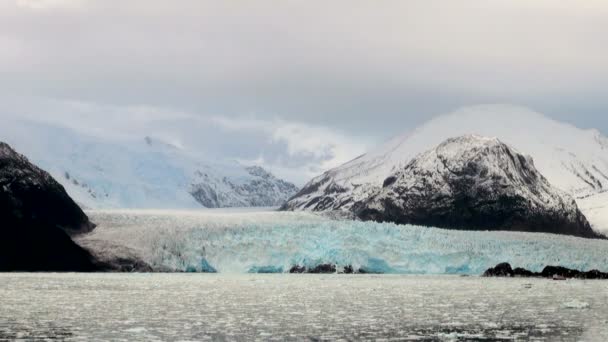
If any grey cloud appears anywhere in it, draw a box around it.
[0,0,607,181]
[0,95,371,184]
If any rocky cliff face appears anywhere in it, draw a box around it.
[353,136,599,238]
[0,142,97,271]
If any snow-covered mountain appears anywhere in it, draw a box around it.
[283,105,608,233]
[189,165,299,208]
[0,120,298,209]
[353,135,597,238]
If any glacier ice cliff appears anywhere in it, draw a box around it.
[77,210,608,274]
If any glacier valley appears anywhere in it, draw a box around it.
[0,120,298,209]
[78,209,608,274]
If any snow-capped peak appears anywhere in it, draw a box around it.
[377,134,564,211]
[352,134,597,238]
[283,105,608,233]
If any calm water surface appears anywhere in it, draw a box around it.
[1,274,608,341]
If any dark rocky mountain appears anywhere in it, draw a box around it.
[354,136,599,238]
[0,142,98,271]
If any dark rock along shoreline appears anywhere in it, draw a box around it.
[287,264,385,274]
[0,142,98,271]
[483,262,608,279]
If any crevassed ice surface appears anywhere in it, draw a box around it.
[80,209,608,274]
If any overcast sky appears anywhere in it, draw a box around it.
[1,0,607,184]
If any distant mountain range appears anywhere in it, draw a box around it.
[283,105,608,234]
[0,120,298,209]
[3,104,606,235]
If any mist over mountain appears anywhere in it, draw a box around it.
[0,120,298,209]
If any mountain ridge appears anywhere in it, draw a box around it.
[353,135,598,238]
[283,105,608,234]
[0,120,298,209]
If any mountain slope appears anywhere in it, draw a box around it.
[190,166,298,208]
[283,105,608,233]
[353,136,597,238]
[0,120,298,209]
[578,192,608,234]
[0,142,98,271]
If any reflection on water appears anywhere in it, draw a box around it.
[0,274,607,341]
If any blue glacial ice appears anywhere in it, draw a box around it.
[83,210,608,274]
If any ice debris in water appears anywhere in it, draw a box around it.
[83,210,608,274]
[562,300,590,310]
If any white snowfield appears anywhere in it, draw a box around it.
[79,209,608,274]
[288,105,608,233]
[578,192,608,233]
[0,120,297,209]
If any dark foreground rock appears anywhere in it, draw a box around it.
[289,265,307,273]
[482,262,516,277]
[93,254,154,272]
[289,264,338,274]
[483,263,608,279]
[0,217,97,271]
[309,264,337,273]
[0,142,99,271]
[288,264,382,274]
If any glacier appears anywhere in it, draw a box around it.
[0,120,297,209]
[78,209,608,274]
